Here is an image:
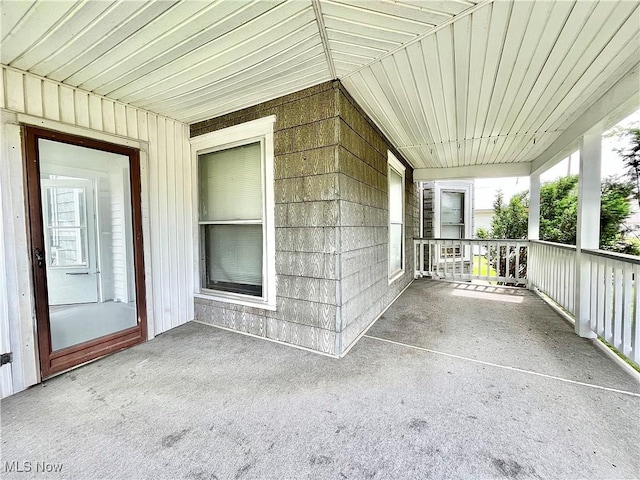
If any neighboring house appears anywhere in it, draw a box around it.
[474,209,494,235]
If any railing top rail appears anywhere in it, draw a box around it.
[528,239,576,251]
[582,248,640,265]
[413,238,527,243]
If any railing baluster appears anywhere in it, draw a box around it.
[589,260,598,332]
[622,265,632,359]
[597,258,605,337]
[515,243,521,284]
[613,263,623,350]
[553,247,559,304]
[633,264,640,364]
[569,251,576,315]
[485,242,490,283]
[604,260,613,344]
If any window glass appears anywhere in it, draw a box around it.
[441,191,464,224]
[198,142,264,297]
[199,142,262,222]
[389,165,404,278]
[203,225,263,296]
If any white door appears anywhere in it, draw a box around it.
[41,179,99,305]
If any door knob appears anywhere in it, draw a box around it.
[34,248,45,268]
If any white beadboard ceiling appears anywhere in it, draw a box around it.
[1,0,639,170]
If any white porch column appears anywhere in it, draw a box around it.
[527,173,540,290]
[528,173,540,241]
[575,129,601,338]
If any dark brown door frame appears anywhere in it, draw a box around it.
[23,126,147,379]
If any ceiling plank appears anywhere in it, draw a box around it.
[465,4,491,165]
[340,0,492,81]
[504,0,634,165]
[62,1,209,87]
[109,5,315,101]
[180,65,331,124]
[531,63,640,175]
[311,0,337,79]
[42,1,179,81]
[1,0,79,65]
[140,44,326,113]
[11,0,117,71]
[326,28,400,51]
[492,0,574,164]
[0,0,36,42]
[453,13,471,166]
[122,22,321,106]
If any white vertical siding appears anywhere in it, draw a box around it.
[0,65,194,396]
[0,168,14,397]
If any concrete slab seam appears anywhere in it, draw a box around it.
[363,334,640,398]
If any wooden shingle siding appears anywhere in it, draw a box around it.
[191,80,418,356]
[422,184,435,238]
[191,81,341,354]
[336,86,418,354]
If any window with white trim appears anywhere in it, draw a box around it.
[191,116,276,309]
[433,182,473,259]
[388,151,405,282]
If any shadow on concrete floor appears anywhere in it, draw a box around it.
[2,279,639,479]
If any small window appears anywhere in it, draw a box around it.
[199,142,263,297]
[388,152,405,282]
[191,116,276,309]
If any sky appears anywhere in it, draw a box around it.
[474,109,640,210]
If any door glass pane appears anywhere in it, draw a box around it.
[39,139,138,351]
[203,224,263,296]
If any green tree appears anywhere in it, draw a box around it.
[539,176,578,244]
[614,127,640,209]
[481,175,639,282]
[489,190,529,240]
[484,175,636,253]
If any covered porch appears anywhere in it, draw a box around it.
[2,280,638,479]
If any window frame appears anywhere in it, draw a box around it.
[190,116,276,310]
[388,151,406,284]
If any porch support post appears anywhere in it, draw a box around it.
[575,129,601,338]
[527,173,540,289]
[528,173,540,241]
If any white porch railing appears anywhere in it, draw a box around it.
[528,240,576,315]
[527,241,640,364]
[414,238,528,286]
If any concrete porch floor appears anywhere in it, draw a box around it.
[2,280,639,479]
